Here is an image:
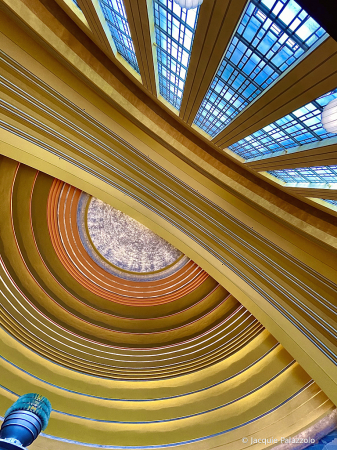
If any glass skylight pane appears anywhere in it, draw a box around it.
[269,166,337,185]
[72,0,80,7]
[322,199,337,206]
[229,89,337,160]
[154,0,199,110]
[194,0,326,137]
[99,0,140,73]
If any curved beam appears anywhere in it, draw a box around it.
[245,139,337,171]
[123,0,157,95]
[179,0,247,124]
[76,0,115,57]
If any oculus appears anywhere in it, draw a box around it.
[85,197,183,273]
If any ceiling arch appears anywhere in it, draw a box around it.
[0,156,334,449]
[0,0,336,448]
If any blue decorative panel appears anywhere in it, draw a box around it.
[229,89,337,160]
[306,428,337,449]
[194,0,326,137]
[154,0,199,110]
[269,166,337,185]
[99,0,140,73]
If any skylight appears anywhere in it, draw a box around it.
[269,166,337,186]
[154,0,199,110]
[99,0,140,73]
[72,0,80,7]
[322,199,337,206]
[229,89,337,160]
[194,0,326,137]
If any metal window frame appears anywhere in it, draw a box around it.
[194,0,325,137]
[229,89,337,160]
[99,0,140,72]
[154,0,199,110]
[269,165,337,184]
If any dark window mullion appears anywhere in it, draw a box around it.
[250,0,310,51]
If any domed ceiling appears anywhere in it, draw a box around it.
[0,0,336,447]
[0,157,335,449]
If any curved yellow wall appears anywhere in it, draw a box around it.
[0,0,336,448]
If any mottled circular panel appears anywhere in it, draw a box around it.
[86,198,182,273]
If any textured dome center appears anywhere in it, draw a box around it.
[86,198,182,272]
